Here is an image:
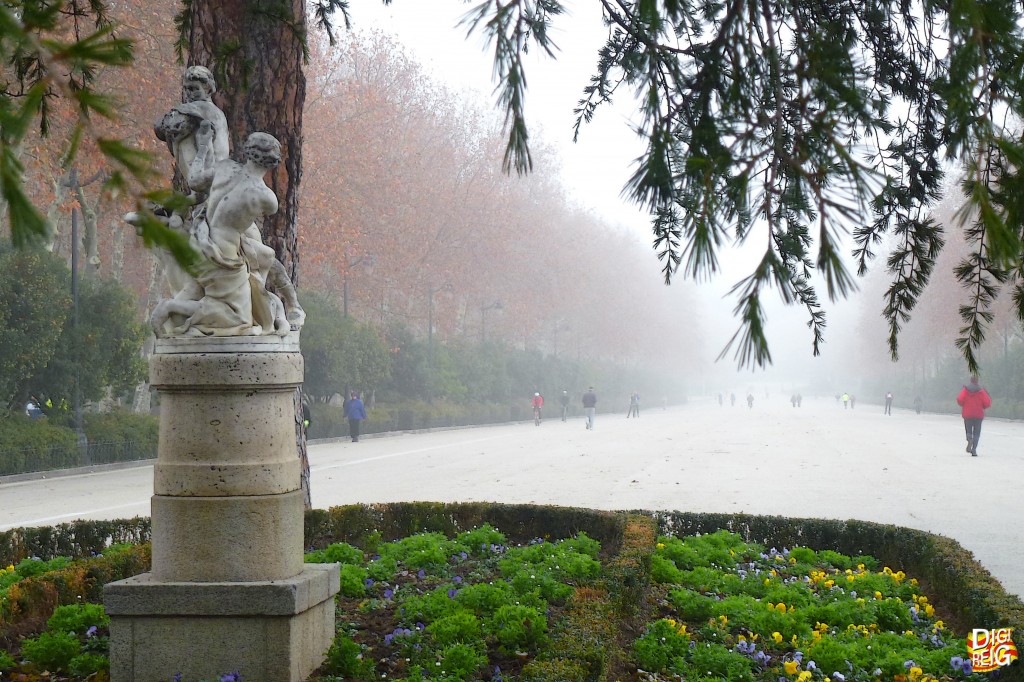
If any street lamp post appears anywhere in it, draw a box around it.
[553,320,571,358]
[342,253,374,318]
[480,300,503,343]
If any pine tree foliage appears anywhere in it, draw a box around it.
[0,1,195,267]
[463,0,1024,371]
[5,0,1024,371]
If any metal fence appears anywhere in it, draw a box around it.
[0,440,157,477]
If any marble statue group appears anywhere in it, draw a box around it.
[128,65,305,337]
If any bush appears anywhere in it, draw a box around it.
[305,542,363,566]
[485,604,547,652]
[427,612,484,648]
[322,634,375,680]
[0,417,79,475]
[46,603,109,633]
[21,630,81,671]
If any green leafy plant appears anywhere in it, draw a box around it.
[46,602,109,633]
[634,618,691,672]
[426,611,483,648]
[20,630,81,671]
[305,542,364,565]
[338,563,369,598]
[322,633,375,680]
[485,604,547,652]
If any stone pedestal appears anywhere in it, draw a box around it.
[105,334,339,682]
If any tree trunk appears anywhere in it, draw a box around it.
[186,0,305,282]
[186,0,310,509]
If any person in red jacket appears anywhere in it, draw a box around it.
[957,376,992,457]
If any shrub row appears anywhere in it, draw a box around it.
[0,518,151,568]
[0,413,158,476]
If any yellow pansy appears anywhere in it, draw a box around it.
[798,672,813,682]
[718,615,728,626]
[772,631,783,644]
[764,578,771,586]
[790,557,797,564]
[656,542,666,549]
[824,580,835,588]
[874,591,882,599]
[910,578,919,586]
[776,603,787,613]
[909,666,923,680]
[784,660,799,675]
[857,563,866,571]
[924,604,935,617]
[934,620,944,631]
[812,630,821,641]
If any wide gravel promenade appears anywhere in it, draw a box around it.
[1,396,1021,597]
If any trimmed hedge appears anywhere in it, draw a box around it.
[0,518,151,568]
[0,412,158,476]
[0,417,79,475]
[303,502,626,556]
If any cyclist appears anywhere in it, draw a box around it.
[531,392,544,425]
[559,390,570,421]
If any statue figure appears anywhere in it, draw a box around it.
[150,129,290,337]
[155,65,230,188]
[136,66,305,337]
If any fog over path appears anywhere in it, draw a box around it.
[2,397,1021,597]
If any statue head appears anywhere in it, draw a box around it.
[244,132,281,169]
[183,66,216,103]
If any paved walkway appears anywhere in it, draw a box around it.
[1,397,1021,597]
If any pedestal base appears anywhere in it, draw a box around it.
[104,564,340,682]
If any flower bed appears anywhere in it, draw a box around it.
[304,524,604,681]
[0,504,1021,681]
[636,530,989,681]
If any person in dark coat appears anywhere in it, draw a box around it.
[345,391,368,442]
[957,376,992,456]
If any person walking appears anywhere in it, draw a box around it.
[559,390,570,421]
[841,392,850,409]
[884,391,893,415]
[627,391,640,418]
[746,393,754,409]
[582,386,598,430]
[957,376,992,457]
[345,391,367,443]
[730,392,736,407]
[913,395,923,414]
